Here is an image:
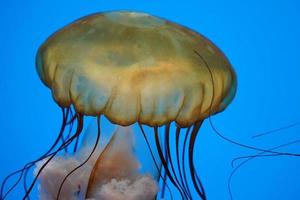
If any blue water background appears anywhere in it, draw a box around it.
[1,0,300,199]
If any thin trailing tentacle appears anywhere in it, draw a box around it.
[182,126,192,198]
[23,107,72,200]
[73,132,81,152]
[59,108,70,148]
[22,108,74,200]
[160,126,169,199]
[138,124,174,200]
[62,108,76,152]
[188,121,206,200]
[0,107,70,200]
[56,115,101,200]
[66,107,76,125]
[22,113,84,200]
[228,139,300,200]
[175,126,192,199]
[153,126,186,199]
[194,49,300,200]
[61,107,73,152]
[165,124,190,199]
[194,49,300,158]
[251,122,300,138]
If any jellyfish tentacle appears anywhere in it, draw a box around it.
[160,169,168,199]
[56,115,101,200]
[61,106,76,152]
[231,137,300,168]
[138,124,174,200]
[175,126,192,199]
[181,126,193,198]
[194,49,300,158]
[22,113,84,200]
[22,107,75,200]
[23,107,73,200]
[1,169,24,200]
[165,124,191,199]
[59,107,70,150]
[63,107,76,151]
[160,126,169,199]
[161,125,181,199]
[72,107,81,153]
[73,131,81,152]
[153,126,186,199]
[251,122,300,138]
[0,107,70,200]
[209,116,300,156]
[66,107,76,125]
[23,114,83,199]
[188,121,206,200]
[193,49,300,200]
[228,139,300,200]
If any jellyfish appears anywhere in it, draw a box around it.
[0,11,236,200]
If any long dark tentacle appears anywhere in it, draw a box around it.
[66,107,76,125]
[188,121,206,200]
[228,139,300,200]
[153,126,186,199]
[23,108,73,200]
[22,107,74,200]
[194,49,300,157]
[56,115,101,199]
[138,124,174,200]
[165,124,190,199]
[209,116,300,156]
[194,49,300,200]
[63,108,76,151]
[73,132,81,152]
[252,122,300,138]
[160,126,169,199]
[0,107,70,200]
[182,126,192,198]
[22,113,84,200]
[60,107,74,153]
[60,108,70,149]
[175,126,192,199]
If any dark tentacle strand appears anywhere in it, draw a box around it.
[22,107,76,200]
[22,113,84,200]
[160,125,170,199]
[252,122,300,138]
[59,108,70,149]
[73,132,81,152]
[0,107,72,200]
[182,126,193,198]
[165,125,191,199]
[62,106,76,152]
[188,121,206,200]
[138,124,174,200]
[194,49,300,158]
[228,139,300,200]
[175,126,192,199]
[160,163,168,199]
[153,126,187,199]
[62,108,77,153]
[56,115,101,199]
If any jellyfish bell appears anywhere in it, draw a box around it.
[1,11,236,200]
[36,11,236,127]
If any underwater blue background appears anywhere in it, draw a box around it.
[1,0,300,199]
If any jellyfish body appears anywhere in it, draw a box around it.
[36,11,236,127]
[1,11,236,200]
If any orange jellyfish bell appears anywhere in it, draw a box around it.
[36,11,236,127]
